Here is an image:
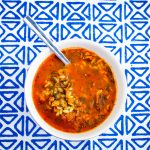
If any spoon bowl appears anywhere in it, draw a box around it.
[25,39,127,140]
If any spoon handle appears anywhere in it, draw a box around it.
[24,16,70,65]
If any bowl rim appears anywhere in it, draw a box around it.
[25,39,127,140]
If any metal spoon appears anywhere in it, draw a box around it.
[23,16,70,65]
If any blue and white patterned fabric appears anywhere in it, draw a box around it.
[0,0,150,149]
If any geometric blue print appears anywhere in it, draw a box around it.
[0,0,150,150]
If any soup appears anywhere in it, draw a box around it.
[32,48,117,133]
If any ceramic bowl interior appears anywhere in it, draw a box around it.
[25,39,127,140]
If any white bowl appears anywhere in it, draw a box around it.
[25,39,127,140]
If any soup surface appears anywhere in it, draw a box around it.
[32,48,116,133]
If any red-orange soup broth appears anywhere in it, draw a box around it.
[32,48,117,133]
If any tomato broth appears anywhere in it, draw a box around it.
[32,48,117,133]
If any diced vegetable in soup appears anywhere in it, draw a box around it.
[32,48,117,133]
